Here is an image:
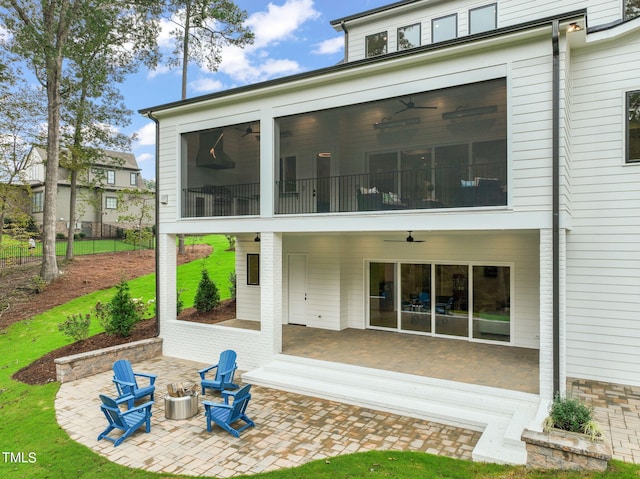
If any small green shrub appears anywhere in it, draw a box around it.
[229,271,236,299]
[543,395,605,441]
[94,279,145,337]
[32,275,46,293]
[58,313,91,342]
[176,289,185,316]
[194,269,220,313]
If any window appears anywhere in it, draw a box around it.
[366,31,387,57]
[107,170,116,185]
[432,14,457,43]
[247,254,260,285]
[627,90,640,163]
[469,4,497,34]
[130,172,138,186]
[32,191,43,213]
[279,156,297,193]
[398,23,421,50]
[105,197,118,209]
[625,0,640,21]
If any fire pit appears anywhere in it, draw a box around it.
[164,382,199,420]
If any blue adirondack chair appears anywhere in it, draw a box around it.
[203,384,255,437]
[97,394,153,447]
[112,359,156,409]
[198,350,239,395]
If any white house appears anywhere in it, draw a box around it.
[141,0,640,464]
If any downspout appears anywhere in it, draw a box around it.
[551,20,560,396]
[340,21,349,62]
[147,111,161,338]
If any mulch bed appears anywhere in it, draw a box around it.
[4,244,238,386]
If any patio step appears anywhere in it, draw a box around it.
[243,354,540,465]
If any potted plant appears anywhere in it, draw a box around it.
[521,395,611,471]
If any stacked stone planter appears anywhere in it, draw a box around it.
[521,428,611,471]
[55,338,162,383]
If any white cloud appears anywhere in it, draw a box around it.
[136,152,154,164]
[134,122,157,147]
[246,0,321,48]
[312,36,343,55]
[147,63,173,79]
[190,77,225,94]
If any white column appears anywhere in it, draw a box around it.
[158,233,177,328]
[539,228,554,401]
[260,231,282,356]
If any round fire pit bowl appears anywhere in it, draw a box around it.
[164,393,199,420]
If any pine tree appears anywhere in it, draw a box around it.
[194,269,220,312]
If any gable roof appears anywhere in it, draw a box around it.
[32,146,140,171]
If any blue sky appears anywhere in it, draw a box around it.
[131,0,392,180]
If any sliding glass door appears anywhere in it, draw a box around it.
[368,261,511,343]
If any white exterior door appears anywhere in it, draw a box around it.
[288,254,307,325]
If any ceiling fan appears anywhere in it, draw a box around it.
[395,97,437,114]
[236,125,260,137]
[384,231,425,243]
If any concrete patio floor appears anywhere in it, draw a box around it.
[56,355,481,477]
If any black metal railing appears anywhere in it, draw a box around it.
[180,163,506,217]
[182,183,260,218]
[275,162,506,214]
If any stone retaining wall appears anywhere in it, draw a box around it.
[521,428,611,471]
[54,338,163,383]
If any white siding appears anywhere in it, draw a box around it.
[345,1,621,63]
[565,27,640,385]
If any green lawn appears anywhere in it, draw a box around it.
[0,235,638,478]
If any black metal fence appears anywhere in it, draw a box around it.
[0,238,155,269]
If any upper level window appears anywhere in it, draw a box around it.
[130,172,138,186]
[627,90,640,163]
[432,14,457,43]
[107,170,116,185]
[469,4,497,34]
[625,0,640,21]
[398,23,421,50]
[366,31,387,57]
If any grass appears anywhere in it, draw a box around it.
[0,235,639,478]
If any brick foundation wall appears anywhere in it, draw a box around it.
[54,338,163,383]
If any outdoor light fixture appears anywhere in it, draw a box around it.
[373,117,421,129]
[567,22,582,33]
[442,105,497,120]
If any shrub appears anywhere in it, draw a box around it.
[94,279,144,337]
[58,313,91,342]
[229,271,236,299]
[543,395,604,441]
[194,269,220,312]
[176,289,185,316]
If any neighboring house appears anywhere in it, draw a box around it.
[26,147,153,237]
[141,0,640,464]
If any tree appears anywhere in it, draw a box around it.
[0,0,161,282]
[164,0,254,99]
[60,29,141,259]
[163,0,253,254]
[0,83,46,244]
[116,188,155,253]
